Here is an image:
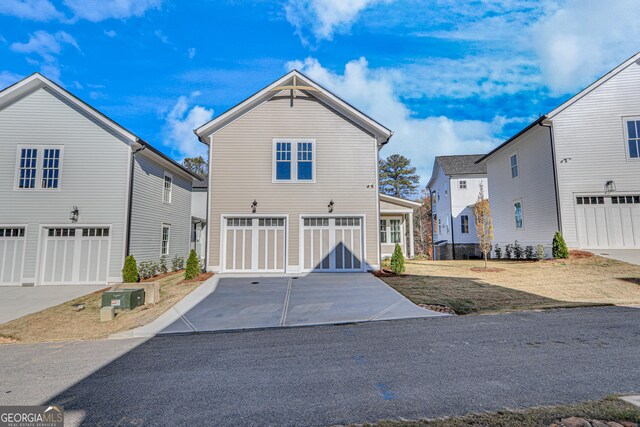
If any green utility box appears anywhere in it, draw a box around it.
[101,288,145,310]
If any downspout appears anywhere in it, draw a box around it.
[449,176,456,260]
[539,120,562,233]
[125,143,146,256]
[429,188,435,261]
[203,144,210,272]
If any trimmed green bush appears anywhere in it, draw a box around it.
[390,244,405,275]
[524,245,534,260]
[172,254,184,272]
[504,244,513,259]
[159,255,168,274]
[513,240,523,259]
[536,244,545,261]
[552,231,569,259]
[185,250,200,280]
[122,255,139,283]
[493,244,502,259]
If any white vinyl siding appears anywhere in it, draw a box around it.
[0,87,129,284]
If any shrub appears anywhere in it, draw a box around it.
[185,250,201,280]
[381,256,391,270]
[504,244,513,259]
[172,254,184,272]
[138,260,159,280]
[513,240,523,259]
[524,245,534,260]
[122,255,139,283]
[494,244,502,259]
[552,231,569,259]
[536,244,545,261]
[159,255,168,274]
[390,244,405,275]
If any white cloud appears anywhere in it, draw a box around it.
[163,93,214,160]
[154,29,169,44]
[288,57,504,185]
[188,47,196,59]
[0,71,23,88]
[10,31,80,81]
[104,29,117,38]
[0,0,63,21]
[285,0,393,43]
[63,0,161,22]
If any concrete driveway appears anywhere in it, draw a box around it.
[0,285,107,324]
[115,273,445,337]
[588,249,640,266]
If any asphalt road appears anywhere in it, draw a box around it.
[1,306,639,426]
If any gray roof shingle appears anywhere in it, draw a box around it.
[436,154,487,175]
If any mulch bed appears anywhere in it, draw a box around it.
[469,267,505,272]
[570,250,594,259]
[141,270,184,282]
[182,272,214,284]
[419,304,457,315]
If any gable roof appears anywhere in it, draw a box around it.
[379,193,421,209]
[194,70,393,145]
[476,51,640,164]
[436,154,487,175]
[0,72,202,181]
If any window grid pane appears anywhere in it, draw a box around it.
[514,202,523,228]
[163,175,172,203]
[627,120,640,158]
[461,215,469,233]
[162,226,170,255]
[41,148,60,189]
[19,148,38,189]
[390,220,401,243]
[379,220,387,243]
[275,142,292,180]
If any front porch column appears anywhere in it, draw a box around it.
[408,211,415,258]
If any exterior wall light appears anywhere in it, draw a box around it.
[251,200,258,213]
[605,180,616,193]
[328,200,334,213]
[70,206,79,222]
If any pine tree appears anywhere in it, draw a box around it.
[122,255,139,283]
[552,232,569,259]
[185,250,201,280]
[379,154,420,199]
[390,244,405,275]
[182,156,208,178]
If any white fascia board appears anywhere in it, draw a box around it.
[379,193,421,208]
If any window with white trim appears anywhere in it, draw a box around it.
[380,220,387,243]
[514,201,523,229]
[390,219,401,244]
[163,173,172,203]
[625,118,640,159]
[18,148,38,189]
[16,145,64,190]
[41,148,61,189]
[510,154,519,178]
[274,139,314,182]
[459,180,467,189]
[161,224,170,255]
[0,227,25,238]
[460,215,469,233]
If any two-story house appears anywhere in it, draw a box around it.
[478,53,640,254]
[427,155,488,260]
[195,70,417,273]
[0,73,199,286]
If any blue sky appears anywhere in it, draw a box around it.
[2,0,639,186]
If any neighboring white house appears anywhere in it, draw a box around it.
[379,193,421,259]
[426,155,488,260]
[195,70,396,273]
[191,179,208,260]
[478,53,640,255]
[0,73,200,286]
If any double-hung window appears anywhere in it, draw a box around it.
[514,201,524,229]
[163,172,172,204]
[459,180,467,189]
[625,118,640,159]
[460,215,469,233]
[379,220,387,243]
[274,139,314,182]
[16,145,63,190]
[161,224,170,255]
[390,219,401,244]
[510,154,519,178]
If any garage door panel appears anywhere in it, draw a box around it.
[302,217,364,272]
[0,230,25,285]
[576,195,639,249]
[223,217,286,272]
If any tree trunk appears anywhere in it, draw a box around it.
[484,251,488,269]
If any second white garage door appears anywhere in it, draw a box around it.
[0,227,26,285]
[301,217,364,272]
[575,195,640,248]
[41,227,111,285]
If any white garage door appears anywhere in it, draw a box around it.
[301,217,363,272]
[575,195,640,249]
[223,217,286,272]
[0,227,26,285]
[41,227,111,285]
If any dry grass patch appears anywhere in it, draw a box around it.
[381,255,640,315]
[0,272,206,344]
[361,396,640,427]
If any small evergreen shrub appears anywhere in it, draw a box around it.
[171,255,184,272]
[122,255,139,283]
[513,240,523,259]
[536,244,545,261]
[494,244,502,259]
[159,255,168,274]
[390,244,405,275]
[504,244,513,259]
[552,231,569,259]
[138,261,159,280]
[524,245,534,260]
[185,250,201,280]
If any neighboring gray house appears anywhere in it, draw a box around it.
[427,155,488,260]
[195,70,394,273]
[0,73,199,286]
[478,53,640,254]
